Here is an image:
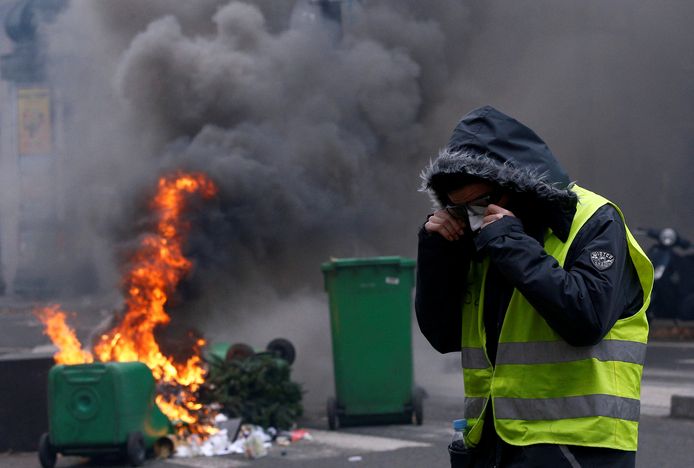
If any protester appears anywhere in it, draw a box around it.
[416,105,653,467]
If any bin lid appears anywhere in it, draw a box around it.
[320,256,415,271]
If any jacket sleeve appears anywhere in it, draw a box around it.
[415,225,473,354]
[473,205,643,346]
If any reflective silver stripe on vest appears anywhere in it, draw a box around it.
[496,340,647,366]
[464,397,487,419]
[494,394,641,422]
[461,347,490,369]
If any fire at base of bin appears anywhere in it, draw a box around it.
[202,351,304,429]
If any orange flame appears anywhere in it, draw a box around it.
[36,172,218,435]
[35,305,94,365]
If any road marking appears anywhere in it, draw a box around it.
[640,381,694,417]
[169,458,248,467]
[309,429,431,451]
[644,368,694,379]
[648,341,694,349]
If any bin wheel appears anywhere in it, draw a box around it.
[412,387,425,425]
[327,397,339,430]
[126,431,146,466]
[153,436,175,459]
[266,338,296,365]
[38,432,57,468]
[226,343,255,361]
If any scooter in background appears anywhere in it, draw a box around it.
[636,227,694,322]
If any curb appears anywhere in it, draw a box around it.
[670,395,694,419]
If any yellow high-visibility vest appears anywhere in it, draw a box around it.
[460,185,653,451]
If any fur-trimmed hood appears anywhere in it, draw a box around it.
[420,105,578,240]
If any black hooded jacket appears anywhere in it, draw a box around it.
[416,106,644,467]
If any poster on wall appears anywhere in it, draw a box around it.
[18,87,52,156]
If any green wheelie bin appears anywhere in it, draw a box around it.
[38,361,172,468]
[321,256,423,429]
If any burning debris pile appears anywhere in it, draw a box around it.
[36,171,220,436]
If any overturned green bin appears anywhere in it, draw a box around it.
[39,362,172,468]
[321,256,422,429]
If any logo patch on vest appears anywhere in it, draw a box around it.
[590,251,615,271]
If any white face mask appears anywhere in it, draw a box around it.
[466,205,487,232]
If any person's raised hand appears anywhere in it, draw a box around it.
[424,209,466,241]
[481,204,515,229]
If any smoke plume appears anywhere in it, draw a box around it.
[45,1,470,305]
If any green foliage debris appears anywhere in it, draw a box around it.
[203,353,303,429]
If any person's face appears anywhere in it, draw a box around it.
[446,181,509,219]
[448,181,498,205]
